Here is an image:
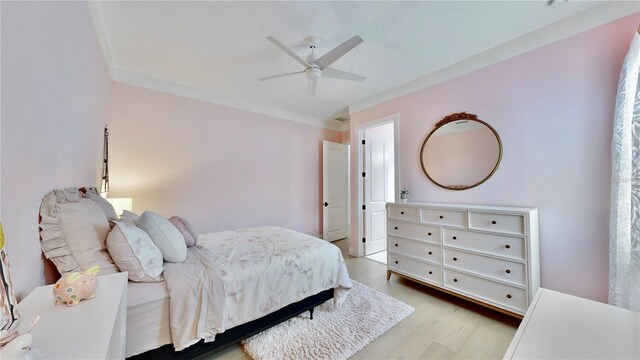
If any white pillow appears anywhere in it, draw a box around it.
[107,222,163,282]
[86,191,118,220]
[137,211,187,263]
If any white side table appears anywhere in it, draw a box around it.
[15,272,128,359]
[504,288,640,359]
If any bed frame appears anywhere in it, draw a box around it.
[128,288,334,359]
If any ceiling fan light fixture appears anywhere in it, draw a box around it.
[305,67,322,81]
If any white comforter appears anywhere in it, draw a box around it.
[162,226,352,351]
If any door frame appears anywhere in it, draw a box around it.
[354,113,400,257]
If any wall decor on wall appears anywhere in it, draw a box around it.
[0,224,19,336]
[420,112,502,190]
[100,126,109,196]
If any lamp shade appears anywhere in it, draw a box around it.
[107,198,133,216]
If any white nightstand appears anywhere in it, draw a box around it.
[504,288,640,359]
[16,272,128,359]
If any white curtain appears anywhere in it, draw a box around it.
[609,31,640,312]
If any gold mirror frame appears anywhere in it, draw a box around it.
[420,112,503,191]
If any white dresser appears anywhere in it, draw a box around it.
[386,202,539,317]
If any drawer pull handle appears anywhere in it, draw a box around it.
[492,220,497,224]
[452,236,457,240]
[505,244,511,249]
[395,261,398,264]
[507,294,512,299]
[401,211,405,215]
[428,251,432,255]
[439,215,444,219]
[394,227,398,230]
[428,271,433,275]
[506,269,511,274]
[395,244,399,247]
[428,232,432,236]
[453,278,458,282]
[453,257,458,261]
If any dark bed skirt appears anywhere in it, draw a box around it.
[128,288,334,360]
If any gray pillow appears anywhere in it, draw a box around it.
[137,211,187,263]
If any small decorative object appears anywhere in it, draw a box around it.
[400,188,409,203]
[53,265,100,306]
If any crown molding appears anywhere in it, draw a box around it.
[87,1,343,131]
[349,2,639,115]
[87,1,115,75]
[110,68,343,131]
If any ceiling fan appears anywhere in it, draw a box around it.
[259,35,366,96]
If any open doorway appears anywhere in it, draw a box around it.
[355,114,399,262]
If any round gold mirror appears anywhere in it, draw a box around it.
[420,112,502,190]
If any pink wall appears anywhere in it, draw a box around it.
[341,130,350,143]
[424,127,500,187]
[1,2,112,299]
[107,82,341,237]
[351,14,640,302]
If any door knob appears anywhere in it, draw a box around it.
[323,202,329,207]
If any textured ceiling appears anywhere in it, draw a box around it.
[91,1,632,129]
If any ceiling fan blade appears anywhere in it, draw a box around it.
[308,78,317,96]
[322,68,366,82]
[266,36,309,68]
[258,70,305,81]
[310,35,363,70]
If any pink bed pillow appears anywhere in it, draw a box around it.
[169,216,198,247]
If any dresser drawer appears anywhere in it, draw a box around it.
[388,236,441,264]
[443,229,525,261]
[388,220,440,244]
[444,269,527,313]
[421,208,466,228]
[388,206,419,222]
[443,248,526,286]
[389,253,442,286]
[468,212,525,235]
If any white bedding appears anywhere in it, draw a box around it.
[162,226,352,351]
[125,281,171,357]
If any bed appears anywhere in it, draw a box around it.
[126,226,351,358]
[38,188,351,359]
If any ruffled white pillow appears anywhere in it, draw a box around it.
[107,222,163,282]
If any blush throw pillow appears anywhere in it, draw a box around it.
[169,216,198,247]
[137,211,187,263]
[107,222,163,282]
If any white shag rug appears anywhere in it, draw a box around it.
[242,280,414,360]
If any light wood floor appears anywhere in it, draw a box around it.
[206,238,520,360]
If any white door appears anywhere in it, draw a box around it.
[363,131,390,255]
[322,140,348,241]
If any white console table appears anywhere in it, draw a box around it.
[15,272,128,359]
[504,288,640,359]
